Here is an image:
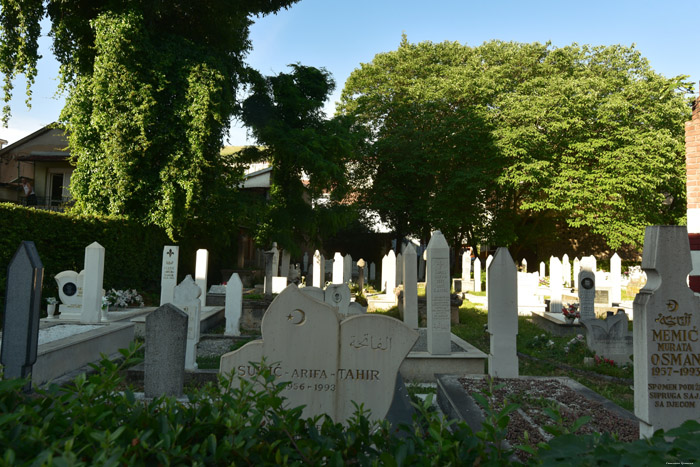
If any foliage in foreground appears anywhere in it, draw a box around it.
[1,343,699,466]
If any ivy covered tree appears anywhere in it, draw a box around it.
[339,37,693,252]
[239,64,356,254]
[0,0,299,239]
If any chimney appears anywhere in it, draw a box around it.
[686,83,700,291]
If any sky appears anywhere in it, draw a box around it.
[1,0,698,146]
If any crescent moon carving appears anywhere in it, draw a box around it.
[666,300,678,312]
[287,309,306,325]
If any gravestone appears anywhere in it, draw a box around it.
[312,250,322,288]
[485,255,493,297]
[344,254,352,283]
[487,247,518,378]
[474,257,482,293]
[549,257,563,313]
[611,252,622,304]
[357,259,365,292]
[0,242,43,389]
[396,253,403,286]
[384,250,396,294]
[264,250,274,297]
[173,275,202,370]
[573,257,581,290]
[581,310,633,365]
[462,251,471,281]
[562,253,571,288]
[578,269,596,320]
[403,244,418,329]
[195,249,209,309]
[369,262,375,281]
[219,285,418,423]
[521,258,527,273]
[225,273,243,336]
[280,250,291,279]
[634,226,700,437]
[539,261,545,278]
[55,270,84,318]
[333,252,344,284]
[160,245,179,306]
[325,284,351,315]
[81,242,105,323]
[426,231,451,355]
[145,303,188,398]
[303,252,309,274]
[319,254,326,285]
[300,285,325,302]
[271,243,280,277]
[418,246,426,281]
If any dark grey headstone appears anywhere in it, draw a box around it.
[1,242,44,388]
[144,303,188,398]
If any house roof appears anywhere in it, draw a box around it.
[0,125,61,156]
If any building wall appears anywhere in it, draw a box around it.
[686,91,700,291]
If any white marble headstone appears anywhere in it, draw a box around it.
[562,253,571,288]
[220,285,418,423]
[225,273,243,336]
[462,252,471,281]
[488,247,518,378]
[81,242,104,323]
[344,254,352,283]
[634,226,700,437]
[312,250,322,288]
[333,252,344,284]
[426,231,451,355]
[403,243,418,329]
[55,270,83,318]
[474,257,482,293]
[549,257,563,314]
[195,249,209,309]
[610,252,622,304]
[160,245,179,306]
[174,275,202,370]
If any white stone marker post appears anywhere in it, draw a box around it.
[634,226,700,437]
[403,244,419,328]
[573,257,581,290]
[81,242,105,323]
[385,250,396,294]
[485,255,493,298]
[344,254,352,283]
[539,261,545,279]
[173,275,202,370]
[312,250,322,288]
[225,273,243,336]
[270,243,280,277]
[521,258,527,272]
[369,262,375,281]
[610,252,622,304]
[549,257,563,314]
[578,269,596,320]
[488,247,518,378]
[426,231,451,355]
[280,250,291,279]
[396,253,403,286]
[462,251,471,281]
[160,245,179,306]
[474,257,482,293]
[562,253,571,288]
[195,249,209,309]
[333,252,344,284]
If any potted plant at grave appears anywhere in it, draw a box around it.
[46,297,58,319]
[104,288,144,310]
[562,303,580,323]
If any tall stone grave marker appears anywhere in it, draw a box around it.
[462,251,471,281]
[160,245,179,306]
[396,252,403,286]
[539,261,545,278]
[312,250,322,287]
[418,245,426,281]
[174,275,202,370]
[319,253,326,285]
[474,257,482,293]
[578,269,596,320]
[344,254,352,283]
[384,250,396,294]
[220,285,418,423]
[0,242,43,389]
[403,244,418,328]
[521,258,527,272]
[487,247,518,378]
[264,250,274,297]
[333,252,344,284]
[357,259,366,292]
[280,250,291,279]
[562,253,571,288]
[225,273,243,336]
[426,231,451,355]
[55,270,84,318]
[369,262,375,281]
[325,284,351,315]
[549,257,563,313]
[634,226,700,437]
[573,257,581,290]
[610,252,622,304]
[485,255,493,297]
[195,249,209,309]
[145,304,188,398]
[270,243,280,277]
[303,252,309,274]
[81,242,105,323]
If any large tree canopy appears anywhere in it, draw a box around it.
[239,64,355,254]
[0,0,299,239]
[339,37,693,251]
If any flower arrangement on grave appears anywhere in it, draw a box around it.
[562,303,580,321]
[564,334,585,353]
[529,333,555,349]
[46,297,58,305]
[104,289,144,309]
[594,354,616,367]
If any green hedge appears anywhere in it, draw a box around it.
[0,203,238,322]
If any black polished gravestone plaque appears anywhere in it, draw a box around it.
[0,241,44,389]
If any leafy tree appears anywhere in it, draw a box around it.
[239,64,356,254]
[0,0,299,239]
[340,37,692,252]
